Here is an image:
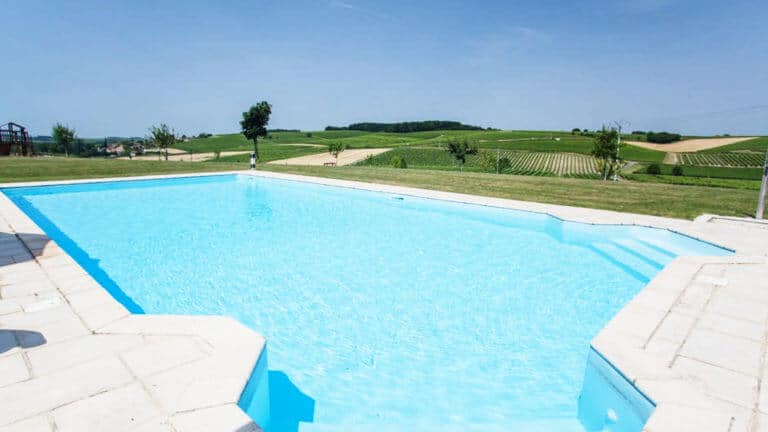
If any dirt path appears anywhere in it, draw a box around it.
[625,137,756,153]
[663,153,679,164]
[120,151,251,162]
[268,148,391,166]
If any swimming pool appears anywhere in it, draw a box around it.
[3,174,730,431]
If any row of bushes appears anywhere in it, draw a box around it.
[326,121,489,133]
[646,132,682,144]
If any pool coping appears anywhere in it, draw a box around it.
[1,170,767,431]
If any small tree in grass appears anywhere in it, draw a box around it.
[52,123,76,157]
[240,101,272,163]
[446,140,478,173]
[592,126,619,180]
[149,124,176,161]
[328,142,345,162]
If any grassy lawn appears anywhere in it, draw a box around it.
[0,157,244,183]
[258,165,765,220]
[2,157,763,220]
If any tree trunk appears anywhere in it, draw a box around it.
[253,138,259,163]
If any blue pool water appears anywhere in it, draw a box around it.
[3,174,730,431]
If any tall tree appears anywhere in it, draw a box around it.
[52,123,76,157]
[149,124,176,161]
[445,140,478,172]
[592,126,619,180]
[240,101,272,162]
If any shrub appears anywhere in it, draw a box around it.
[498,157,512,172]
[631,130,646,135]
[390,155,407,169]
[306,132,313,138]
[646,164,661,175]
[479,152,512,173]
[646,132,682,144]
[671,165,684,176]
[571,128,581,134]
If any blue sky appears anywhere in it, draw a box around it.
[3,0,767,136]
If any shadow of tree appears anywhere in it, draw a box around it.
[0,329,47,353]
[0,231,51,267]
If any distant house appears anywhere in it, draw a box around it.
[106,144,124,155]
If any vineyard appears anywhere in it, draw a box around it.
[680,152,765,168]
[359,148,599,176]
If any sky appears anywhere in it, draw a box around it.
[3,0,767,137]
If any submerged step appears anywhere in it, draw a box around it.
[590,242,662,282]
[612,238,672,268]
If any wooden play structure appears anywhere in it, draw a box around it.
[0,122,33,156]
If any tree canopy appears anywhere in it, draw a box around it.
[52,123,76,157]
[240,101,272,161]
[591,127,620,180]
[149,124,176,161]
[445,140,478,172]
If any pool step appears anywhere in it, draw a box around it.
[612,238,673,268]
[590,242,663,282]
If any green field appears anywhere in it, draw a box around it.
[359,148,598,176]
[175,130,666,163]
[700,137,768,153]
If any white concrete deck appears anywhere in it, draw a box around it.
[1,169,767,431]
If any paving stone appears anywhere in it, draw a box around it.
[679,328,762,376]
[27,334,144,376]
[121,335,211,377]
[171,404,260,432]
[708,289,768,323]
[0,353,29,388]
[651,311,695,345]
[672,356,758,408]
[0,279,56,298]
[674,281,716,315]
[76,300,130,330]
[697,312,766,342]
[0,356,133,424]
[641,403,732,432]
[0,415,53,432]
[756,413,768,432]
[52,383,162,432]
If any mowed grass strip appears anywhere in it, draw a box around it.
[259,164,765,219]
[0,157,245,183]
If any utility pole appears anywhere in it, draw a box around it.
[757,147,768,219]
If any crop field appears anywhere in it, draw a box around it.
[680,152,765,167]
[359,148,598,176]
[176,130,665,163]
[700,136,768,154]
